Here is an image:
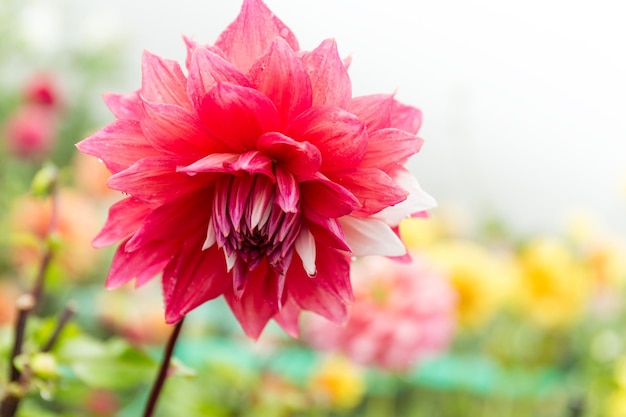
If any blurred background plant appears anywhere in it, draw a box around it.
[2,0,626,416]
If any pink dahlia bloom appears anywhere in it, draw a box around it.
[4,103,58,160]
[77,0,435,339]
[304,254,456,370]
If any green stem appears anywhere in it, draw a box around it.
[142,317,185,417]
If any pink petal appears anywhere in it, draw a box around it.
[92,197,151,248]
[178,151,274,179]
[76,120,161,174]
[103,91,142,120]
[141,50,192,110]
[361,128,423,171]
[348,95,421,134]
[248,38,312,127]
[300,173,360,218]
[186,46,251,111]
[163,242,230,324]
[302,207,350,252]
[347,94,393,132]
[215,0,299,73]
[257,132,321,176]
[286,106,367,171]
[274,166,299,213]
[106,238,172,289]
[301,38,352,108]
[339,216,407,257]
[391,99,422,134]
[286,244,352,323]
[329,168,408,215]
[124,191,210,252]
[141,100,225,156]
[199,83,280,152]
[224,261,279,339]
[107,156,207,205]
[273,298,302,338]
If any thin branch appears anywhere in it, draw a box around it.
[142,317,185,417]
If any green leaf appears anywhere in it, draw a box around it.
[57,335,156,390]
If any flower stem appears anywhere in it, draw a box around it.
[142,317,185,417]
[0,294,35,417]
[41,302,76,352]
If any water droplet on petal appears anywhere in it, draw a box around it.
[307,270,317,279]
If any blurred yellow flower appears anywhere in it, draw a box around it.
[399,217,446,249]
[426,240,514,328]
[309,355,365,411]
[515,237,590,328]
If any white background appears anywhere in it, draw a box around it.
[21,0,626,236]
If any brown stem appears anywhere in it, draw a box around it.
[1,295,35,417]
[142,317,185,417]
[41,302,76,352]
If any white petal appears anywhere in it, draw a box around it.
[224,250,237,272]
[339,216,406,257]
[202,220,217,250]
[294,225,316,276]
[374,169,437,226]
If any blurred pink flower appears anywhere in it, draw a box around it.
[4,104,58,160]
[23,73,59,107]
[77,0,435,338]
[304,254,456,370]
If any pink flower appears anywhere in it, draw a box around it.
[304,254,456,370]
[77,0,435,339]
[23,73,59,107]
[4,103,58,160]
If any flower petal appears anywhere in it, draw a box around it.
[287,244,352,323]
[275,166,299,213]
[273,299,302,338]
[178,151,274,179]
[92,197,151,248]
[163,242,230,324]
[186,46,251,111]
[339,216,407,257]
[199,83,281,152]
[302,207,350,252]
[76,120,160,174]
[257,132,321,176]
[347,94,393,132]
[348,95,421,134]
[103,91,143,120]
[391,99,422,134]
[300,173,360,218]
[124,191,210,252]
[329,168,408,215]
[301,38,352,107]
[286,106,367,171]
[107,156,206,205]
[215,0,299,73]
[361,128,424,171]
[141,50,191,109]
[249,38,312,127]
[294,224,316,276]
[373,168,437,225]
[105,238,172,289]
[141,100,225,156]
[224,261,279,339]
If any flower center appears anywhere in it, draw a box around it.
[209,173,301,294]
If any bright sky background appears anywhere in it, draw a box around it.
[20,0,626,236]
